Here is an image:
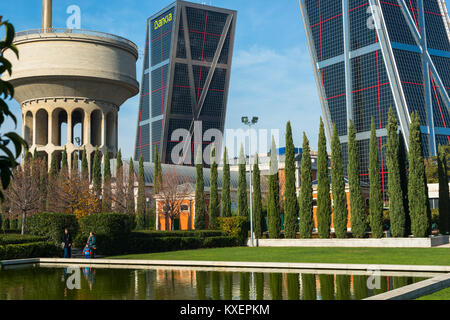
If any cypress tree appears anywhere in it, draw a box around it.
[102,151,112,212]
[33,148,38,160]
[81,147,88,180]
[438,145,450,234]
[221,147,231,217]
[116,149,123,174]
[72,151,79,172]
[114,149,124,213]
[408,112,429,237]
[49,153,58,180]
[299,133,314,238]
[39,157,48,212]
[209,145,219,229]
[127,158,136,216]
[237,144,248,217]
[369,118,384,238]
[317,118,332,238]
[61,147,68,175]
[153,146,162,194]
[348,120,366,238]
[284,121,298,238]
[194,148,206,230]
[386,107,406,237]
[267,137,280,238]
[93,148,102,198]
[253,155,263,239]
[47,153,59,212]
[331,124,348,238]
[136,154,146,230]
[399,132,410,235]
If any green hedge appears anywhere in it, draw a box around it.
[0,242,60,260]
[74,213,133,256]
[217,216,250,245]
[0,234,48,245]
[27,213,79,244]
[132,230,226,238]
[126,234,239,255]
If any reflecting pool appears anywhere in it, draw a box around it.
[0,264,434,300]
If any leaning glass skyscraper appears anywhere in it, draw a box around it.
[134,0,237,165]
[299,0,450,200]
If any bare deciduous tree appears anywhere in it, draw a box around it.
[7,159,41,234]
[157,168,193,231]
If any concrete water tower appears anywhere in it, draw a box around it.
[2,0,139,172]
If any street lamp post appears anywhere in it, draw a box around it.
[241,116,258,247]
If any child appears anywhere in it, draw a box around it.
[82,244,92,259]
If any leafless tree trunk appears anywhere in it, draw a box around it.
[6,159,41,234]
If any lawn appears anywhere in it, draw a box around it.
[109,247,450,266]
[416,287,450,300]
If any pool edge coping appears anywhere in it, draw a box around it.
[2,258,450,273]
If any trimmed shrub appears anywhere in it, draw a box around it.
[132,230,226,238]
[75,213,132,255]
[218,216,249,245]
[0,242,60,260]
[0,234,48,245]
[27,213,79,244]
[126,234,238,255]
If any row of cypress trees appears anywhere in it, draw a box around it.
[192,109,446,237]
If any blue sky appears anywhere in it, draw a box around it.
[2,0,449,159]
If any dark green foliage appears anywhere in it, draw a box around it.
[92,148,102,199]
[0,242,60,260]
[153,145,162,194]
[74,213,132,255]
[253,155,263,239]
[237,145,248,217]
[102,151,112,212]
[284,122,298,238]
[116,149,123,173]
[61,147,68,175]
[127,159,136,217]
[136,155,146,230]
[217,216,249,245]
[398,133,410,235]
[299,133,314,238]
[195,149,206,230]
[26,212,79,244]
[348,120,366,238]
[319,274,335,300]
[353,275,369,300]
[331,124,348,238]
[0,19,28,201]
[209,146,219,229]
[301,274,317,300]
[126,234,238,255]
[267,137,280,238]
[438,145,450,234]
[9,219,17,230]
[39,157,48,212]
[2,217,10,231]
[317,118,332,238]
[0,234,47,245]
[287,273,300,300]
[386,107,406,237]
[240,273,250,300]
[49,153,58,179]
[408,112,429,237]
[269,273,282,300]
[81,147,88,180]
[221,147,231,217]
[369,119,384,238]
[336,275,351,300]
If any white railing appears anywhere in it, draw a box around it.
[15,28,138,51]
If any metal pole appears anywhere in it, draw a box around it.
[42,0,52,30]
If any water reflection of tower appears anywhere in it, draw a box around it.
[1,0,139,176]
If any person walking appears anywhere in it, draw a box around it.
[87,232,96,259]
[62,228,72,258]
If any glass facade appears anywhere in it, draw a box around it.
[300,0,450,201]
[135,2,237,164]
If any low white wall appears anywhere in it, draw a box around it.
[247,236,449,248]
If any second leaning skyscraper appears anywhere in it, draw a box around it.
[299,0,450,200]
